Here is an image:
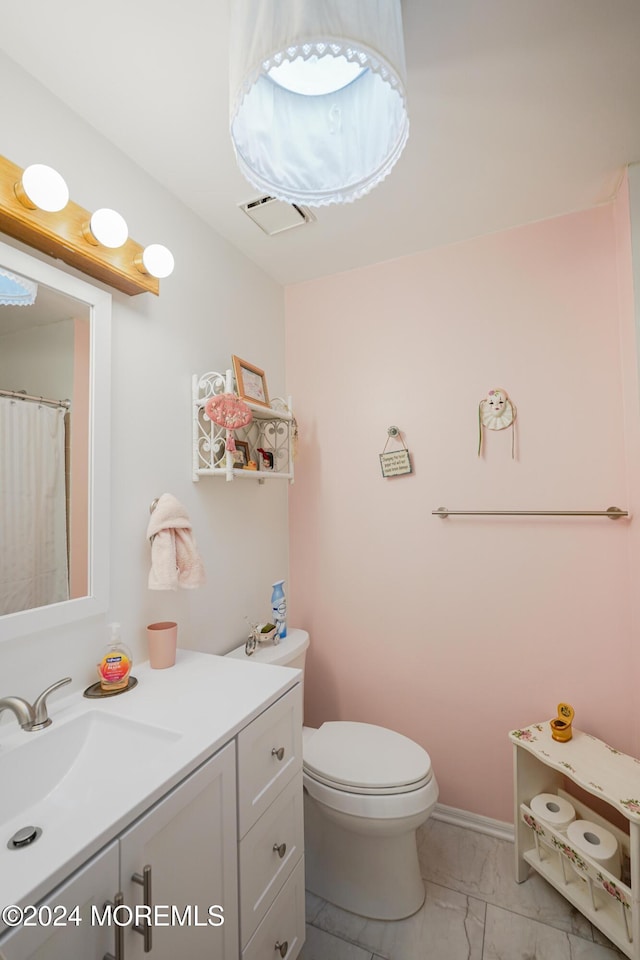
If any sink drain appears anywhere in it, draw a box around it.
[7,826,42,850]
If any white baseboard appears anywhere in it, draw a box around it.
[431,802,514,843]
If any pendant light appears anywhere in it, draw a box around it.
[0,268,37,306]
[229,0,409,206]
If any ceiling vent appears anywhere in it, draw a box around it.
[239,195,316,236]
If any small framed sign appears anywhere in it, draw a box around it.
[380,448,412,477]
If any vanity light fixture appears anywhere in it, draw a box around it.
[0,155,173,296]
[134,244,175,279]
[229,0,409,206]
[83,208,129,249]
[14,163,69,213]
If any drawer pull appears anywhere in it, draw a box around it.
[272,746,285,761]
[103,892,124,960]
[132,864,153,953]
[273,841,287,858]
[275,940,289,957]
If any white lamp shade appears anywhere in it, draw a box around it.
[229,0,409,206]
[89,208,129,248]
[0,268,37,306]
[139,244,175,279]
[19,164,69,212]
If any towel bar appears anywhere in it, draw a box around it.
[433,506,628,520]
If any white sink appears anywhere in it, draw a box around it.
[0,711,181,830]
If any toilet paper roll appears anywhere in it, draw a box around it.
[530,793,576,833]
[566,820,621,879]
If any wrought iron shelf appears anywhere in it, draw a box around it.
[192,370,294,484]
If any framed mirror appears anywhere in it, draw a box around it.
[0,239,111,642]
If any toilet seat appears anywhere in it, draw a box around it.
[303,721,433,796]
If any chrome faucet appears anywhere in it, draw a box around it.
[0,696,35,729]
[0,677,72,732]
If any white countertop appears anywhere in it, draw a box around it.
[0,650,300,929]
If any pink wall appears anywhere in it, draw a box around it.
[614,174,640,751]
[286,200,639,823]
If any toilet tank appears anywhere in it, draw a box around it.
[226,627,310,674]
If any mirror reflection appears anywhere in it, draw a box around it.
[0,274,90,616]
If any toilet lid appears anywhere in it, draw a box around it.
[303,722,432,794]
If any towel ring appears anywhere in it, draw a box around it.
[148,497,160,542]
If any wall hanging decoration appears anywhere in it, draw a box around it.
[379,425,412,477]
[204,392,253,470]
[478,388,517,458]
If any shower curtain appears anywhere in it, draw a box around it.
[0,396,69,615]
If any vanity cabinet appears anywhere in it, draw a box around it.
[0,842,118,960]
[511,722,640,959]
[237,686,305,957]
[192,370,295,483]
[0,682,305,960]
[0,743,237,960]
[119,741,237,960]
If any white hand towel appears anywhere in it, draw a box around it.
[146,494,206,590]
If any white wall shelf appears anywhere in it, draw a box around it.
[192,370,294,483]
[511,722,640,958]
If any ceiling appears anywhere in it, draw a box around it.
[0,283,88,337]
[1,1,640,286]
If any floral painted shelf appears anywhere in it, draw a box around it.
[510,723,640,823]
[511,722,640,959]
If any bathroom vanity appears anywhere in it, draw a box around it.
[0,652,304,960]
[511,722,640,959]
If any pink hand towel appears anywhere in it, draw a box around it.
[146,494,206,590]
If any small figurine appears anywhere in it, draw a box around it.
[550,702,574,742]
[257,447,274,469]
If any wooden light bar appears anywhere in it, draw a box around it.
[0,156,159,296]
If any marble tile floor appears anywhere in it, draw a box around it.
[298,818,628,960]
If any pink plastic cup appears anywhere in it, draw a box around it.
[147,621,177,669]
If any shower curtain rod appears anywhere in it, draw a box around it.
[433,506,629,520]
[0,388,70,409]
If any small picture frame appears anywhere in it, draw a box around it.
[234,440,250,467]
[232,355,270,408]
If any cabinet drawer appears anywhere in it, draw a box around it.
[240,771,304,946]
[242,857,305,960]
[237,685,302,836]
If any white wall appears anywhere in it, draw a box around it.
[0,319,74,399]
[0,53,289,704]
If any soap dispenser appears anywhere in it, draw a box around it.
[98,622,132,692]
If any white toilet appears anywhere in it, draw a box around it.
[227,627,438,920]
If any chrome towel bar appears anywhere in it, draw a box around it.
[433,506,629,520]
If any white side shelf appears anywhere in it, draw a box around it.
[192,370,295,483]
[511,722,640,959]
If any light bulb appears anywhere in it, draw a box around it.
[15,164,69,212]
[268,54,366,96]
[135,244,175,279]
[84,208,129,248]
